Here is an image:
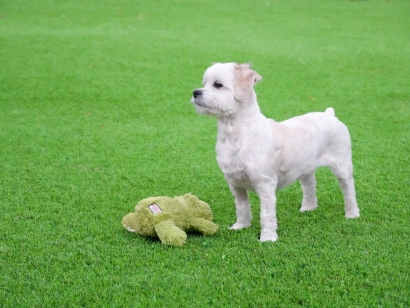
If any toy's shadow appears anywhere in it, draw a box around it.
[122,228,214,246]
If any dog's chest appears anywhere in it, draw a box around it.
[216,134,254,189]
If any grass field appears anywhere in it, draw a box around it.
[1,0,410,306]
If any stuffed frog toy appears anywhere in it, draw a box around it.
[122,193,218,246]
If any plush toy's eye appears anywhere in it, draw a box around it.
[214,81,223,89]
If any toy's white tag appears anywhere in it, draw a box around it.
[148,203,162,214]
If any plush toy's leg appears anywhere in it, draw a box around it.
[189,218,218,236]
[154,220,187,246]
[122,213,138,233]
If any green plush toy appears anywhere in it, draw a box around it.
[122,193,218,246]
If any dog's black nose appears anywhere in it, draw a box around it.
[193,89,202,99]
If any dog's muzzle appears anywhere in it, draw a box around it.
[193,89,202,99]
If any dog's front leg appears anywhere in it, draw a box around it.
[228,184,252,230]
[256,180,279,242]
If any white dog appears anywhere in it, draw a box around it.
[190,62,360,242]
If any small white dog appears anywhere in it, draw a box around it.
[190,62,360,242]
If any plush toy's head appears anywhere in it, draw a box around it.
[122,193,218,246]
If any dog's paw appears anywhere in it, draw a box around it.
[300,203,318,212]
[345,209,360,219]
[259,231,278,242]
[229,222,251,230]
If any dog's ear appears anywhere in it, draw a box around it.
[233,63,262,102]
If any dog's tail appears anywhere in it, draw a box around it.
[325,107,335,116]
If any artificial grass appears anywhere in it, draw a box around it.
[1,0,409,306]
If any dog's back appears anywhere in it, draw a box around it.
[275,108,352,188]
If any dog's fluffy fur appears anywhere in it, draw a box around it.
[191,63,360,242]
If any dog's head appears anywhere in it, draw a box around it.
[190,63,262,117]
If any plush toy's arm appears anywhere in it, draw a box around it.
[122,213,138,233]
[154,220,187,246]
[189,218,218,236]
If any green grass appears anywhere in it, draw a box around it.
[1,0,409,306]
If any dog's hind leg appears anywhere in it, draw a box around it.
[329,161,360,218]
[228,185,252,230]
[299,173,318,212]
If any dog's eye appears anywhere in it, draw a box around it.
[214,81,223,89]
